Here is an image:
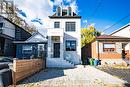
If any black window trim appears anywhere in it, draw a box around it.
[65,22,76,32]
[66,40,76,51]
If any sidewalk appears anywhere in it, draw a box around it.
[17,65,126,87]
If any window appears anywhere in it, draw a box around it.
[0,23,4,28]
[54,22,60,28]
[66,40,76,51]
[103,43,115,52]
[22,45,32,54]
[65,22,75,31]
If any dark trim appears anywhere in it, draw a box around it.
[0,33,14,40]
[13,41,47,44]
[49,16,81,19]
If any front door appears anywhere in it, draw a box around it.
[54,43,60,58]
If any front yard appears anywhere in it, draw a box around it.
[16,65,127,87]
[97,65,130,86]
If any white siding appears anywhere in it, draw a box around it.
[112,25,130,38]
[1,19,15,38]
[47,18,81,66]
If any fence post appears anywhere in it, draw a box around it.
[12,59,16,86]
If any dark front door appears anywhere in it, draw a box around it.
[54,43,60,58]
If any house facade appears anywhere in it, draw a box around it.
[46,7,81,67]
[0,15,31,57]
[91,35,130,65]
[14,32,47,59]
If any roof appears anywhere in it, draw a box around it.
[13,31,47,44]
[49,7,81,19]
[96,35,130,39]
[0,15,32,35]
[110,23,130,35]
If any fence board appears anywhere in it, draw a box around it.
[12,59,45,85]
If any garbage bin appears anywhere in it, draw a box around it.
[89,58,94,65]
[98,60,101,65]
[0,64,9,70]
[0,64,12,87]
[94,59,98,66]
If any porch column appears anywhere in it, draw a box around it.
[60,36,63,59]
[47,36,51,58]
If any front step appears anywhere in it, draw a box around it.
[46,58,75,68]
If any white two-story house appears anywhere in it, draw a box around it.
[46,7,81,68]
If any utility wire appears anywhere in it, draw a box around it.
[88,0,104,20]
[86,0,103,27]
[103,14,130,32]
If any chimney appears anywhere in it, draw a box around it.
[56,6,61,16]
[67,7,72,16]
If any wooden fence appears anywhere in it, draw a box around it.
[12,59,45,85]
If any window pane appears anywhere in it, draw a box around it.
[22,45,32,54]
[104,44,115,48]
[54,22,60,28]
[66,40,76,51]
[65,22,75,31]
[103,43,115,52]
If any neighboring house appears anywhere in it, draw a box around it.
[0,15,31,57]
[91,35,130,65]
[46,7,81,68]
[13,32,47,59]
[111,23,130,37]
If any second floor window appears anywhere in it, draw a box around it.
[54,22,60,28]
[65,22,76,31]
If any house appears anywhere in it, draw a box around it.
[46,7,81,68]
[0,15,31,57]
[13,32,47,59]
[91,35,130,65]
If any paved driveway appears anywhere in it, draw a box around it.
[17,65,126,87]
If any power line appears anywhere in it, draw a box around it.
[86,0,104,27]
[88,0,104,20]
[103,14,130,32]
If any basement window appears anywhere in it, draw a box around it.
[103,43,115,52]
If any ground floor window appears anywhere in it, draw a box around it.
[103,43,115,52]
[66,40,76,51]
[22,45,32,54]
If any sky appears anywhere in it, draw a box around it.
[14,0,130,34]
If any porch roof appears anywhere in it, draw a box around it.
[13,41,47,44]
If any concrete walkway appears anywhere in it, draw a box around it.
[17,65,126,87]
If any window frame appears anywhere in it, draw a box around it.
[54,22,60,28]
[66,40,76,51]
[65,22,76,32]
[103,43,116,52]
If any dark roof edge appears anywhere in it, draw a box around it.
[49,16,81,19]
